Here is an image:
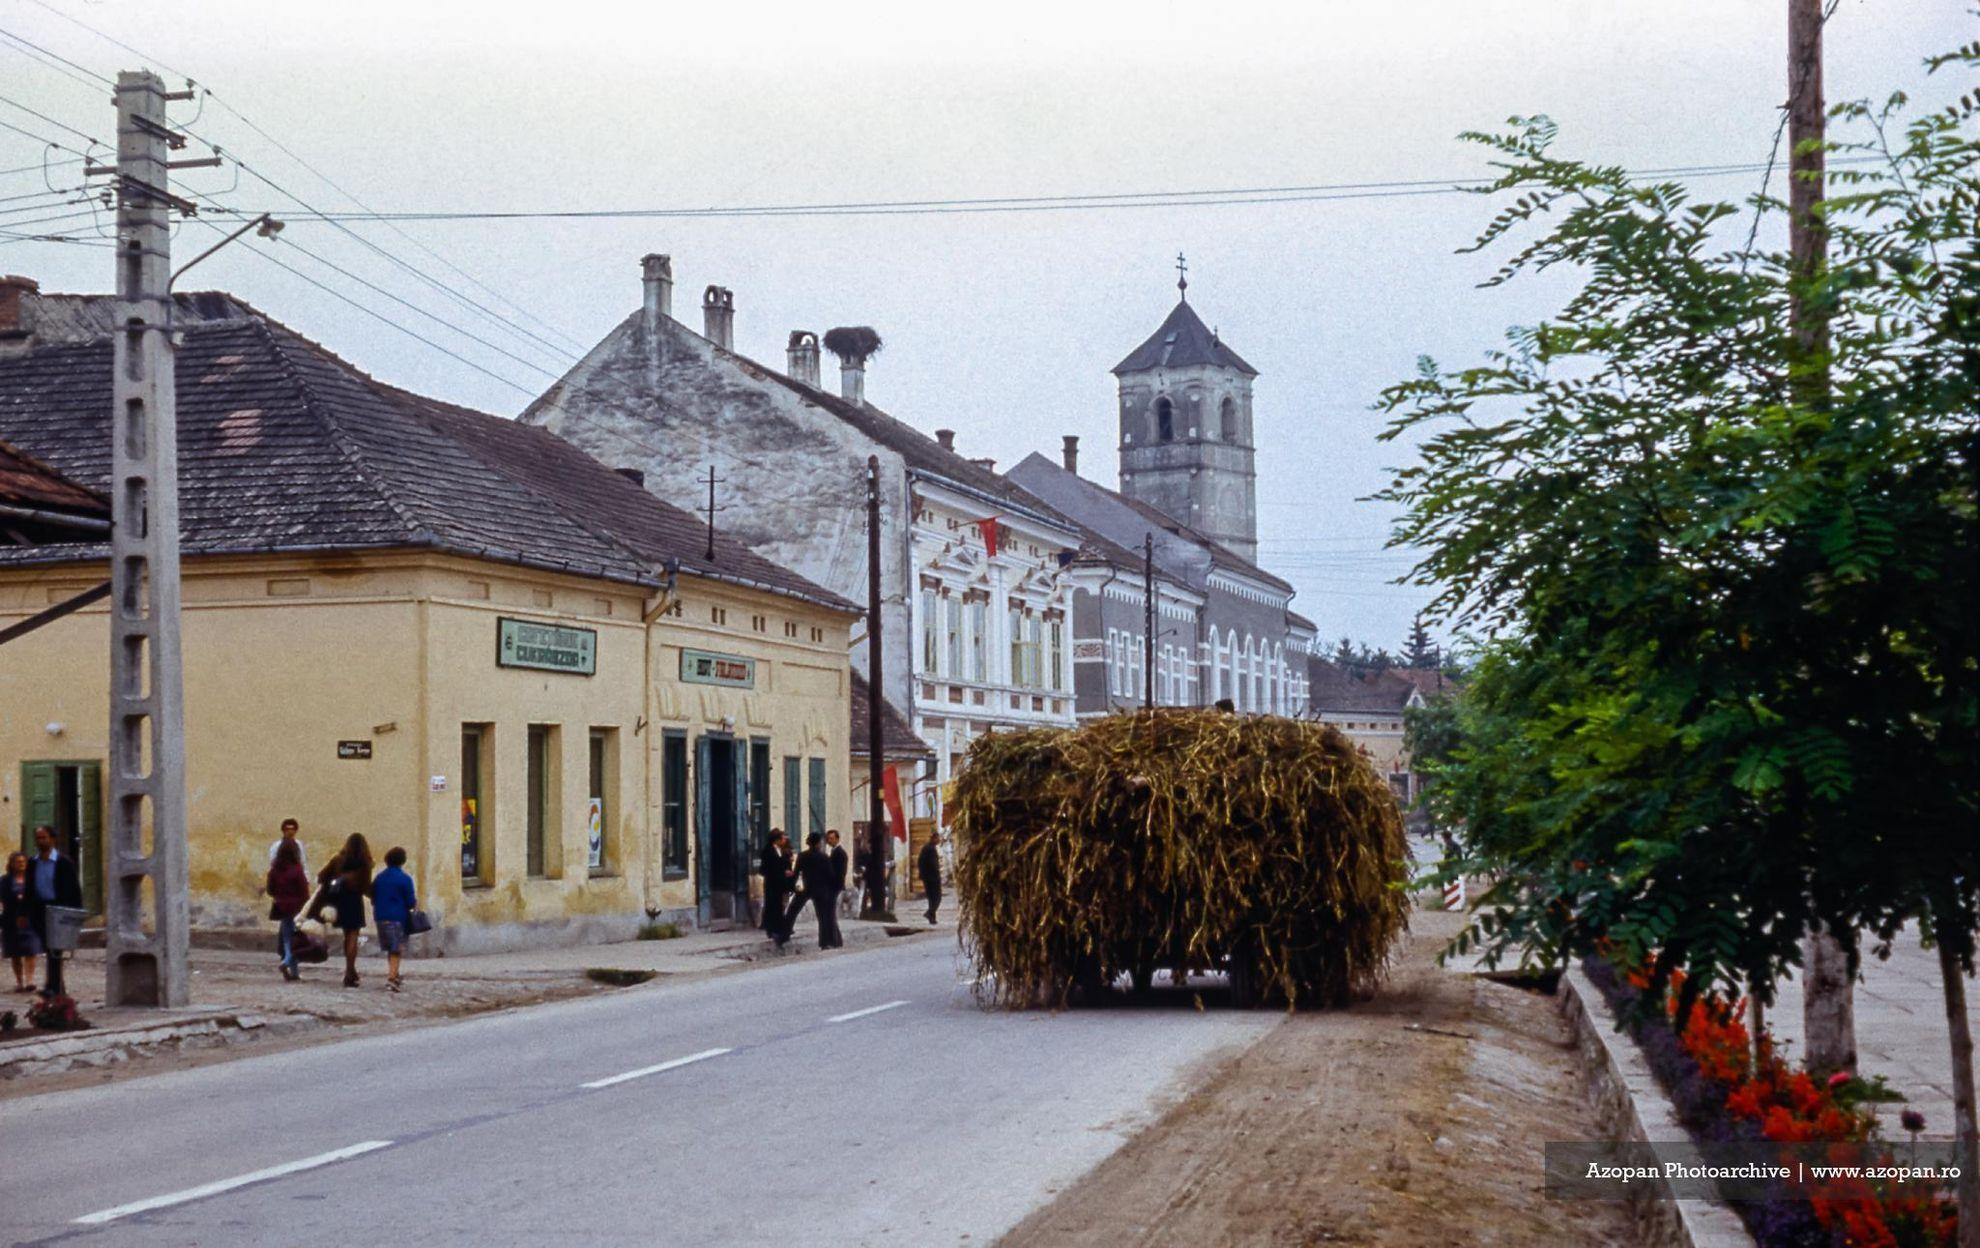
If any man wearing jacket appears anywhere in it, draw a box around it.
[919,832,944,926]
[785,833,840,950]
[29,824,81,996]
[825,829,850,925]
[759,830,796,947]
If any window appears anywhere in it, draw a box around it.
[461,725,490,883]
[662,731,689,879]
[1155,395,1174,442]
[967,600,987,681]
[587,728,617,874]
[807,757,827,840]
[783,755,802,843]
[784,621,799,638]
[1219,396,1236,442]
[921,589,939,673]
[526,724,561,878]
[1048,620,1064,691]
[943,595,962,677]
[809,626,824,643]
[749,740,771,859]
[1107,630,1120,696]
[711,606,728,625]
[1024,615,1043,688]
[751,614,767,633]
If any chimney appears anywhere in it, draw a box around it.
[614,466,645,488]
[934,429,955,452]
[970,456,996,473]
[701,286,734,350]
[0,274,37,340]
[840,357,865,406]
[640,254,672,324]
[787,330,820,387]
[1061,435,1080,475]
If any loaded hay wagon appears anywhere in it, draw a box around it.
[951,709,1411,1009]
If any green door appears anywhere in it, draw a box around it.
[19,761,103,914]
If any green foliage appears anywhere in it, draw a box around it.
[1378,39,1979,1014]
[636,921,683,941]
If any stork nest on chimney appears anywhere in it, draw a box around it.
[822,325,884,365]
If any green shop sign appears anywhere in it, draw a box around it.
[680,648,755,689]
[497,617,597,676]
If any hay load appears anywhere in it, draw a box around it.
[952,710,1411,1009]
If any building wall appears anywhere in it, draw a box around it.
[1117,360,1258,563]
[0,550,850,952]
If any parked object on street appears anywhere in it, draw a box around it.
[951,709,1410,1009]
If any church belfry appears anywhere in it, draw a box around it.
[1111,260,1260,562]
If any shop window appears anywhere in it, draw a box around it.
[587,728,617,875]
[526,724,561,878]
[662,731,689,879]
[461,725,491,883]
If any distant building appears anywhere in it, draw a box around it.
[1306,661,1457,805]
[0,288,856,948]
[523,256,1083,840]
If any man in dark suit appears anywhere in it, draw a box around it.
[785,833,839,950]
[919,831,944,926]
[29,824,82,996]
[825,829,850,934]
[759,830,796,947]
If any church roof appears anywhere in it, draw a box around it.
[1111,299,1257,377]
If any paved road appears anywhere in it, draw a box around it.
[0,935,1277,1246]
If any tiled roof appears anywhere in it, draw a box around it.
[1307,660,1416,715]
[850,671,933,760]
[0,308,854,611]
[0,437,104,514]
[1112,300,1257,377]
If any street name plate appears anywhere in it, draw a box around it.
[337,739,372,760]
[497,617,597,676]
[680,648,755,688]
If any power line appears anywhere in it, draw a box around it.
[0,90,105,150]
[0,26,113,92]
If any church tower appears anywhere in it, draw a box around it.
[1112,258,1259,563]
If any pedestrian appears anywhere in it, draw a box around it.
[318,832,374,988]
[784,832,837,950]
[28,825,81,996]
[759,830,795,947]
[3,851,40,993]
[919,831,944,926]
[370,846,418,993]
[267,816,309,877]
[825,829,850,924]
[265,839,312,981]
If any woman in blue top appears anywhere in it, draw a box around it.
[371,846,418,993]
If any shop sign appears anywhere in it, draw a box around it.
[498,617,596,676]
[680,648,755,689]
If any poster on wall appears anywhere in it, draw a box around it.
[461,797,480,878]
[586,797,604,870]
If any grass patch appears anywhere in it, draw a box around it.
[586,968,659,987]
[637,921,684,941]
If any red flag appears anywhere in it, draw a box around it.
[974,516,1000,558]
[882,764,908,841]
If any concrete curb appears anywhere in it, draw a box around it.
[0,1010,320,1081]
[1558,967,1755,1248]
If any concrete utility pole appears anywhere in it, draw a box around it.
[1785,0,1857,1079]
[106,70,191,1007]
[860,455,891,920]
[1143,533,1155,709]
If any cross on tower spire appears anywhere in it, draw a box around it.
[1175,251,1188,300]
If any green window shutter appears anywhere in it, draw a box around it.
[783,757,801,839]
[807,758,826,840]
[20,762,55,853]
[77,762,103,914]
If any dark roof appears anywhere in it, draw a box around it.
[1112,300,1257,377]
[850,671,933,761]
[0,437,104,513]
[0,308,854,610]
[1307,660,1417,715]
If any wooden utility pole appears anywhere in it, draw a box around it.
[1143,532,1155,709]
[1787,0,1858,1081]
[105,70,192,1007]
[860,455,891,920]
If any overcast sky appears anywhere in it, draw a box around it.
[2,1,1966,651]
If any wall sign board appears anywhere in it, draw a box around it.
[337,740,372,760]
[680,648,755,689]
[498,617,597,676]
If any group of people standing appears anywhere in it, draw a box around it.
[2,825,82,997]
[264,819,420,991]
[757,828,947,949]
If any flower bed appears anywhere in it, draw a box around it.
[1583,957,1957,1247]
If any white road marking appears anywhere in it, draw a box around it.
[828,999,910,1023]
[74,1140,394,1225]
[580,1046,732,1089]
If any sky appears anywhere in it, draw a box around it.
[0,0,1968,651]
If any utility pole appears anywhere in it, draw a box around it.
[860,455,891,920]
[1143,532,1155,709]
[105,70,191,1007]
[1786,0,1857,1082]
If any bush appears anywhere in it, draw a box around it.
[26,994,89,1032]
[953,709,1410,1009]
[637,921,683,941]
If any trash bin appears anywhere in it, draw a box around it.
[43,905,87,952]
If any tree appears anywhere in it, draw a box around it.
[1403,614,1438,668]
[1377,38,1977,1232]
